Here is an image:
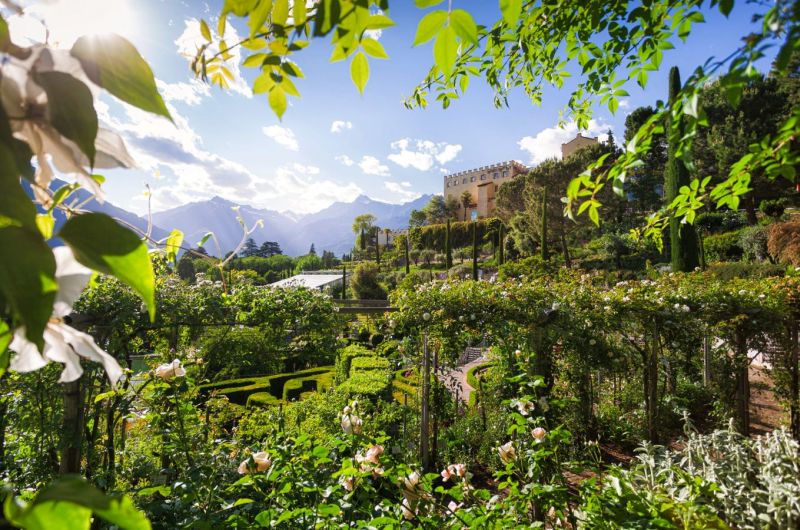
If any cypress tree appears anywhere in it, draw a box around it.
[404,233,411,274]
[472,221,478,280]
[341,265,346,299]
[445,219,453,269]
[360,227,366,251]
[540,186,549,261]
[665,66,700,271]
[375,227,380,265]
[498,223,505,265]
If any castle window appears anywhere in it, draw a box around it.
[493,171,499,179]
[480,174,486,181]
[462,178,467,184]
[502,170,508,177]
[470,176,476,182]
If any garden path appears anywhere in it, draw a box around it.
[439,354,487,403]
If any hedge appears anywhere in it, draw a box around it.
[350,356,390,372]
[282,372,335,401]
[337,371,392,400]
[199,366,334,406]
[409,218,502,251]
[335,344,374,383]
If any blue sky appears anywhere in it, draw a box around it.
[9,0,772,215]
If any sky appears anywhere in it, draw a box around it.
[7,0,773,216]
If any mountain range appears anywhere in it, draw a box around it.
[70,192,433,257]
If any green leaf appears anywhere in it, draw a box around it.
[293,0,307,25]
[34,71,98,167]
[350,51,369,94]
[164,229,183,266]
[268,86,287,119]
[0,320,11,378]
[5,476,151,530]
[499,0,522,26]
[450,9,478,45]
[415,0,444,7]
[58,213,155,321]
[0,227,57,348]
[433,25,458,76]
[35,213,55,240]
[273,0,289,26]
[71,34,171,122]
[248,0,273,37]
[200,20,212,41]
[413,10,447,46]
[361,37,388,59]
[364,14,394,30]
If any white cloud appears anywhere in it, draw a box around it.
[336,155,355,166]
[97,93,361,215]
[388,138,462,171]
[517,120,612,165]
[263,125,299,151]
[157,79,210,106]
[175,18,251,98]
[359,156,391,177]
[330,120,353,133]
[618,99,630,109]
[384,181,422,202]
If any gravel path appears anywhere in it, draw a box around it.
[439,355,487,403]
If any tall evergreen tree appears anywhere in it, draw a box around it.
[540,186,549,261]
[241,237,258,257]
[498,223,505,265]
[665,67,700,272]
[471,221,478,280]
[445,219,453,269]
[404,234,411,274]
[375,227,381,265]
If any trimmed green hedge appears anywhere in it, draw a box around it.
[704,230,743,262]
[335,344,374,383]
[282,372,335,401]
[199,366,334,406]
[392,368,419,404]
[337,371,392,399]
[350,356,390,372]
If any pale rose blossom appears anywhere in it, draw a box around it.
[498,441,516,464]
[339,475,355,492]
[441,466,453,482]
[513,399,535,416]
[155,359,186,380]
[364,444,384,464]
[532,427,547,442]
[447,500,463,513]
[341,414,363,435]
[237,451,271,474]
[401,497,414,520]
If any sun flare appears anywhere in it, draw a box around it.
[9,0,139,48]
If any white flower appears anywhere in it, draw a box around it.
[422,312,431,321]
[237,451,271,474]
[9,247,123,387]
[401,471,420,492]
[512,399,535,416]
[589,339,596,346]
[551,302,561,311]
[155,359,186,380]
[532,427,547,442]
[498,441,516,464]
[738,289,747,296]
[341,414,363,435]
[447,500,463,513]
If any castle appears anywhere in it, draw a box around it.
[442,133,598,221]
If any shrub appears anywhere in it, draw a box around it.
[198,326,284,380]
[497,255,560,280]
[695,210,747,234]
[706,262,785,280]
[336,371,392,400]
[768,221,800,266]
[350,262,387,300]
[703,230,743,262]
[739,225,770,262]
[760,197,788,219]
[334,344,373,382]
[350,356,390,372]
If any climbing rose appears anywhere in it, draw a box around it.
[498,441,516,464]
[155,359,186,380]
[339,475,355,492]
[341,413,363,435]
[532,427,547,442]
[237,451,271,474]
